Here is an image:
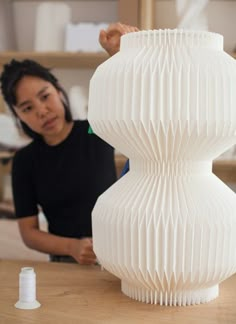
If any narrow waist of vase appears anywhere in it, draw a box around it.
[129,161,212,175]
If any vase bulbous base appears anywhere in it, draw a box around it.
[121,281,219,306]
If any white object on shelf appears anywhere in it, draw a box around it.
[176,0,209,30]
[0,114,30,148]
[88,29,236,306]
[15,267,41,310]
[34,2,71,51]
[65,23,109,52]
[69,86,88,120]
[0,0,16,50]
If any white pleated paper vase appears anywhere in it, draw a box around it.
[88,30,236,306]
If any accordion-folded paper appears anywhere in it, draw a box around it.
[88,29,236,306]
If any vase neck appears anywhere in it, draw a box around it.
[121,29,223,51]
[129,160,212,176]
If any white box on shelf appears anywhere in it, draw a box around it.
[65,23,109,52]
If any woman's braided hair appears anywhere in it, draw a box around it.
[0,59,72,139]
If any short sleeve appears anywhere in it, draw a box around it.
[12,148,39,218]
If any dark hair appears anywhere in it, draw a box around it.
[0,59,73,139]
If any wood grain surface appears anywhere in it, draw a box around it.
[0,259,235,324]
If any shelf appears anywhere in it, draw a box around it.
[11,0,116,2]
[0,49,235,70]
[0,152,14,160]
[0,51,109,69]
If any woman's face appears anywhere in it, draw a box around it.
[14,75,69,144]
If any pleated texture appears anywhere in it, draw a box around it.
[88,29,236,305]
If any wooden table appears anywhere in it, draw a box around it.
[0,260,236,323]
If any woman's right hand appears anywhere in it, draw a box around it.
[69,237,97,265]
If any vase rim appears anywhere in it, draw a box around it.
[137,28,220,35]
[121,29,223,50]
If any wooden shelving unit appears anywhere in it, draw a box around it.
[0,51,109,69]
[0,152,13,202]
[0,50,234,70]
[0,0,233,71]
[0,0,156,70]
[11,0,116,1]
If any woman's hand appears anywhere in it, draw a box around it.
[99,22,139,56]
[18,216,97,265]
[69,237,97,265]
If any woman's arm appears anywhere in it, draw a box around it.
[18,216,96,265]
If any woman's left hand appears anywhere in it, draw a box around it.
[99,22,139,57]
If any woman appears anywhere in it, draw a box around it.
[0,23,138,264]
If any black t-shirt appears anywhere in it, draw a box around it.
[12,120,116,238]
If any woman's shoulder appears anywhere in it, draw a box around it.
[73,119,89,131]
[13,140,38,165]
[71,120,91,139]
